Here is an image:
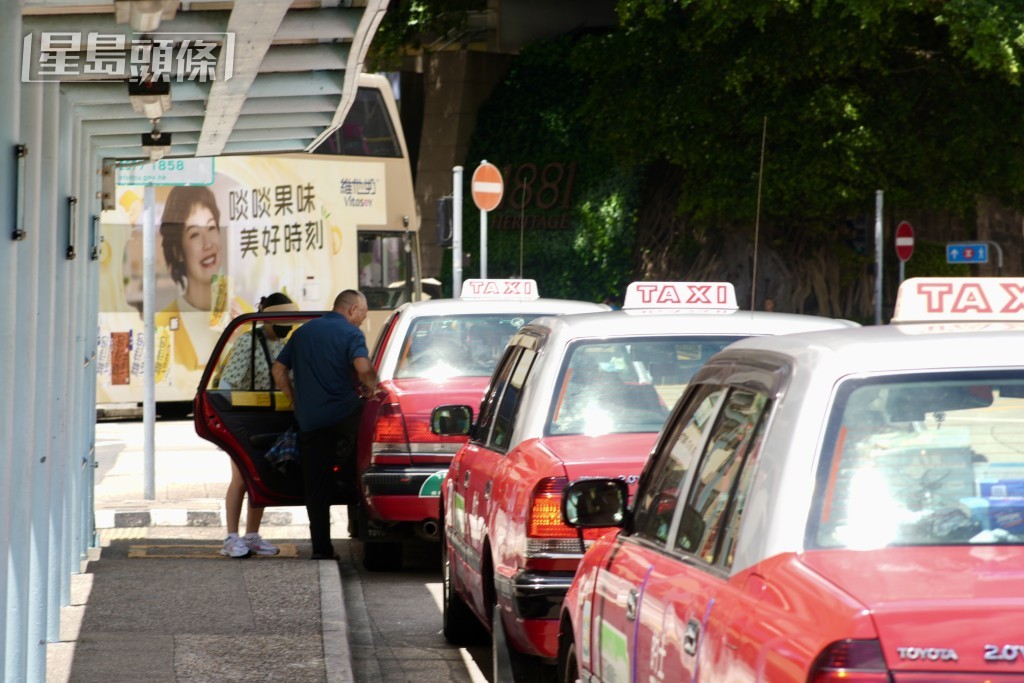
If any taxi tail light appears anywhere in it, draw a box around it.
[527,477,612,542]
[809,639,891,683]
[371,402,411,459]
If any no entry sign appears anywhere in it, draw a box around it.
[895,221,914,262]
[471,162,503,212]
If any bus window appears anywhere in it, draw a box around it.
[313,87,402,158]
[359,232,417,310]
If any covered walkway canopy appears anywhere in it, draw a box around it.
[0,1,386,679]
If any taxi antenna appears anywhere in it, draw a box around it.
[519,183,526,277]
[750,115,767,313]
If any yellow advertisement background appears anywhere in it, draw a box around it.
[97,155,384,404]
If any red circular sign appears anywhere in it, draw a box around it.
[895,220,914,262]
[471,162,504,212]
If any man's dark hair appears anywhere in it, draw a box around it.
[333,289,364,311]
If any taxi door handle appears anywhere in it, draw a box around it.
[625,590,638,621]
[683,619,700,656]
[484,481,492,500]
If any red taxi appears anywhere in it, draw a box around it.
[193,280,606,570]
[429,282,856,680]
[558,277,1024,683]
[354,279,605,570]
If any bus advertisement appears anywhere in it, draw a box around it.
[97,74,422,410]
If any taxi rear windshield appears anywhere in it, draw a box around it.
[546,336,739,437]
[811,372,1024,549]
[394,314,535,379]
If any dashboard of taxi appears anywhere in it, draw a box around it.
[810,370,1024,549]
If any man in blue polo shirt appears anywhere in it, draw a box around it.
[272,289,381,559]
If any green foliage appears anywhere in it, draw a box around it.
[367,0,483,71]
[461,37,641,302]
[572,0,1024,232]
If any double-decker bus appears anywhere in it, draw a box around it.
[97,73,422,414]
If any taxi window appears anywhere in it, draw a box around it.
[490,348,537,450]
[675,389,769,564]
[394,314,529,380]
[546,337,736,437]
[633,385,726,545]
[211,318,303,392]
[811,372,1024,549]
[472,345,522,447]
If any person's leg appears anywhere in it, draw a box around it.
[221,461,251,558]
[244,505,264,534]
[225,460,245,535]
[300,426,336,557]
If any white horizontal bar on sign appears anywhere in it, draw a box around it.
[472,182,503,193]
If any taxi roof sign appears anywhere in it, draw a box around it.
[623,282,738,310]
[892,277,1024,323]
[459,278,539,300]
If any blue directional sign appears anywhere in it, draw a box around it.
[947,242,989,264]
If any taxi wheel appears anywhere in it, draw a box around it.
[442,535,481,644]
[557,636,579,683]
[362,541,403,572]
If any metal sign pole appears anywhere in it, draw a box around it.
[875,190,883,325]
[480,208,487,279]
[143,185,155,500]
[453,166,463,298]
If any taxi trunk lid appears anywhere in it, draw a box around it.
[800,546,1024,673]
[381,376,488,464]
[539,433,660,484]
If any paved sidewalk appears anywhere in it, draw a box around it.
[45,418,353,683]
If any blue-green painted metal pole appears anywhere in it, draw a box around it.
[26,80,59,681]
[6,77,42,683]
[0,0,23,664]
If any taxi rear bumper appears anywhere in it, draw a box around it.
[361,465,446,523]
[499,570,575,620]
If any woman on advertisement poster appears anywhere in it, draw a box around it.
[156,185,251,371]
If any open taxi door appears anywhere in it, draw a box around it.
[193,310,324,507]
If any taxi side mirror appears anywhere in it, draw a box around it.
[562,479,628,528]
[431,405,473,436]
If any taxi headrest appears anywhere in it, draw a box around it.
[622,282,738,311]
[892,277,1024,323]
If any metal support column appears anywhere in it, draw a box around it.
[0,0,24,664]
[26,80,59,680]
[6,78,42,683]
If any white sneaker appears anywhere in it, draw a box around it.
[220,536,251,559]
[243,533,280,556]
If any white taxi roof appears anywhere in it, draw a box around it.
[508,308,857,443]
[524,308,858,345]
[719,277,1024,378]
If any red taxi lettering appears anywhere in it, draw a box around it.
[634,284,679,305]
[953,283,992,314]
[1000,282,1024,312]
[504,280,532,296]
[470,281,500,296]
[916,282,954,312]
[917,281,994,314]
[686,284,729,305]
